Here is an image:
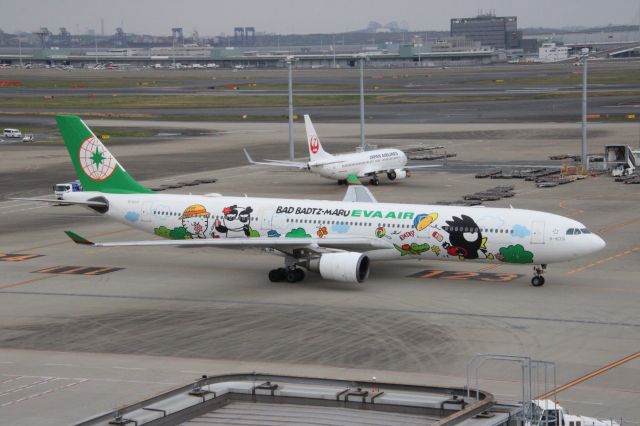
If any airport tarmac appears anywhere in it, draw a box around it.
[0,119,639,425]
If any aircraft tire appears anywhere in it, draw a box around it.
[286,269,300,283]
[369,178,379,186]
[531,276,545,287]
[295,268,305,282]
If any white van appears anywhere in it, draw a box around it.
[3,128,22,138]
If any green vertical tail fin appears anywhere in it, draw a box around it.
[55,115,152,194]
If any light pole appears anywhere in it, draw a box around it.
[359,54,366,150]
[581,48,589,168]
[287,57,295,161]
[18,37,23,67]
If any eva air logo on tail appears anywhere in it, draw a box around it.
[309,135,319,154]
[78,136,116,180]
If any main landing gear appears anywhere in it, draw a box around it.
[337,179,347,185]
[268,267,305,283]
[369,174,379,186]
[531,264,547,287]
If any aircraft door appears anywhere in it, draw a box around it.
[530,220,545,244]
[141,202,152,222]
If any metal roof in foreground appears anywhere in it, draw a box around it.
[74,373,512,426]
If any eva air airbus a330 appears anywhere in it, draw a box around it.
[16,115,606,286]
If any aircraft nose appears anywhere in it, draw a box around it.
[591,234,606,252]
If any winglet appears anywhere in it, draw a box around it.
[243,148,256,165]
[64,231,95,245]
[346,174,361,185]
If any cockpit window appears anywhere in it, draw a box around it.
[574,229,581,235]
[581,228,591,234]
[566,228,574,235]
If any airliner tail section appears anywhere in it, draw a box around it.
[304,115,333,162]
[56,115,152,194]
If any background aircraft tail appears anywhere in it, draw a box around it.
[56,115,152,194]
[304,115,334,162]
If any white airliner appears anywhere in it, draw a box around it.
[15,115,606,287]
[244,115,440,185]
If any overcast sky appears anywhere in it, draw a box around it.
[2,0,639,36]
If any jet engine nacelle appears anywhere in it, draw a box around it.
[387,169,407,181]
[307,252,370,283]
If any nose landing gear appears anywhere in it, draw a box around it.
[531,264,547,287]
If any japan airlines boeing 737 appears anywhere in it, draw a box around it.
[244,115,439,185]
[16,116,606,287]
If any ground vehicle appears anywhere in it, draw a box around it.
[22,133,34,142]
[53,180,83,200]
[3,128,22,138]
[532,400,619,426]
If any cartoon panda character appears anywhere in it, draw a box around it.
[215,205,253,238]
[443,214,486,260]
[180,204,210,239]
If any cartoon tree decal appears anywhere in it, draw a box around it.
[498,244,534,264]
[285,228,312,238]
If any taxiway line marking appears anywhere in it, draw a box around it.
[0,275,55,290]
[559,200,584,216]
[0,379,87,408]
[478,264,501,272]
[83,266,119,276]
[567,247,640,275]
[597,216,640,235]
[537,351,640,400]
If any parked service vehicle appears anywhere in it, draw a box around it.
[53,180,83,200]
[532,400,619,426]
[3,128,22,138]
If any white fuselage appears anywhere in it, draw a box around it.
[309,148,407,180]
[69,191,605,266]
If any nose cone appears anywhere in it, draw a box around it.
[591,234,606,253]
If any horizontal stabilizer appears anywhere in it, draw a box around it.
[9,197,108,207]
[243,148,307,169]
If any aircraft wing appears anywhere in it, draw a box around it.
[243,148,308,169]
[65,231,393,252]
[403,164,442,170]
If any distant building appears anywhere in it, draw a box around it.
[538,42,569,62]
[450,13,521,49]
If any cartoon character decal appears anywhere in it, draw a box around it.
[316,226,328,238]
[413,212,438,231]
[443,215,487,260]
[180,204,210,239]
[215,205,259,238]
[394,243,431,256]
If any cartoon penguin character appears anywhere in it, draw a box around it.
[443,215,485,260]
[215,205,253,238]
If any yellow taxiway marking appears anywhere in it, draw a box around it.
[597,216,640,235]
[0,275,55,290]
[558,200,584,216]
[537,351,640,400]
[478,264,501,272]
[567,247,640,275]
